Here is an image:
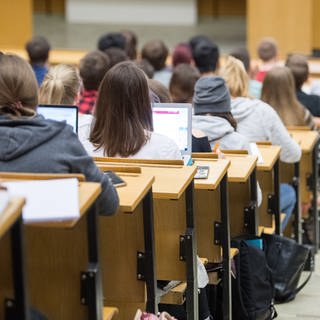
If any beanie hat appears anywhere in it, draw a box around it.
[193,76,231,115]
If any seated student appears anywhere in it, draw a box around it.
[286,54,320,117]
[141,40,171,87]
[82,61,181,160]
[255,37,280,83]
[261,67,316,130]
[25,36,51,86]
[171,43,193,68]
[104,47,129,69]
[0,53,118,216]
[78,50,110,114]
[97,32,126,51]
[121,30,138,60]
[135,59,154,79]
[220,56,302,231]
[230,47,262,99]
[169,63,211,152]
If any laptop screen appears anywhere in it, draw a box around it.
[37,105,78,133]
[152,103,192,156]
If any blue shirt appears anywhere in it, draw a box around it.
[32,65,48,86]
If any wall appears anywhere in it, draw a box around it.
[66,0,197,25]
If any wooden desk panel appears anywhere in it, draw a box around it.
[289,130,319,153]
[257,145,281,171]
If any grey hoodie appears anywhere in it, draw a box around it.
[231,97,301,163]
[192,115,250,151]
[0,114,118,216]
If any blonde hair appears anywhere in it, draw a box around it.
[220,56,249,97]
[39,64,81,105]
[261,66,306,126]
[0,53,38,117]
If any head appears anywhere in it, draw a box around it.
[135,59,154,79]
[141,40,169,71]
[229,47,250,73]
[97,32,126,51]
[122,30,138,60]
[193,76,236,129]
[0,53,38,117]
[79,51,110,91]
[261,66,306,126]
[25,36,51,65]
[220,56,249,98]
[39,64,81,105]
[189,35,211,55]
[169,64,200,103]
[148,79,172,103]
[193,40,220,74]
[104,48,129,69]
[285,54,309,90]
[172,43,193,67]
[90,61,152,157]
[257,38,278,63]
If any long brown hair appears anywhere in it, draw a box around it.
[90,61,152,157]
[261,66,306,126]
[0,53,38,117]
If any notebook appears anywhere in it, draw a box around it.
[152,103,192,165]
[38,105,78,133]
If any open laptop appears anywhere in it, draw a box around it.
[152,103,192,165]
[37,105,78,133]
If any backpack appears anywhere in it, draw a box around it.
[231,239,277,320]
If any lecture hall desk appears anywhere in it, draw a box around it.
[0,197,27,319]
[95,158,198,320]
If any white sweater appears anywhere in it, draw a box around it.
[231,97,302,163]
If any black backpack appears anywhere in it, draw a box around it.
[231,239,277,320]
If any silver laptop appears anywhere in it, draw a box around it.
[37,105,79,133]
[152,103,192,165]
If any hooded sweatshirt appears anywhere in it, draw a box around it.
[0,114,119,216]
[192,115,250,151]
[231,97,301,163]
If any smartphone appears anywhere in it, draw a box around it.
[194,166,210,179]
[104,171,127,187]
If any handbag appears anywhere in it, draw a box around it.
[262,233,311,303]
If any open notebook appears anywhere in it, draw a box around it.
[3,179,79,222]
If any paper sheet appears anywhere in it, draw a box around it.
[249,143,264,164]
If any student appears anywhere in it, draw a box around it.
[255,37,279,82]
[169,64,211,152]
[135,59,154,79]
[104,48,129,69]
[171,43,193,68]
[122,30,138,60]
[141,40,171,87]
[220,56,301,230]
[97,32,126,51]
[0,53,118,216]
[25,36,51,86]
[261,67,316,129]
[84,61,181,159]
[78,50,110,114]
[286,54,320,117]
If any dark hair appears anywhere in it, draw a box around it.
[135,59,154,79]
[230,47,250,72]
[172,43,193,67]
[189,35,211,54]
[141,40,169,71]
[285,54,309,90]
[207,112,237,130]
[169,64,200,103]
[79,51,110,90]
[90,61,152,157]
[97,32,126,51]
[122,30,138,60]
[25,36,51,65]
[148,79,172,103]
[193,40,220,73]
[104,48,129,69]
[257,38,278,62]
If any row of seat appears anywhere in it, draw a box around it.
[0,126,318,320]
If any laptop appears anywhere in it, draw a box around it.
[37,105,79,133]
[152,103,192,165]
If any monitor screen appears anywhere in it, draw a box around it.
[152,103,191,154]
[37,105,78,133]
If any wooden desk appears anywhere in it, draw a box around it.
[98,172,157,319]
[288,128,319,246]
[96,159,198,320]
[0,197,28,319]
[256,144,281,234]
[192,158,232,318]
[224,154,259,237]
